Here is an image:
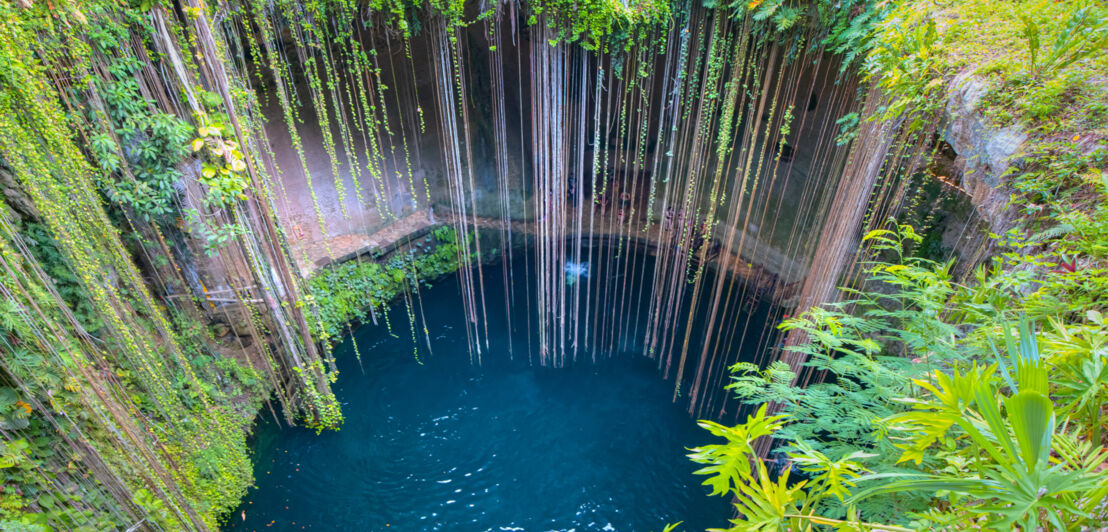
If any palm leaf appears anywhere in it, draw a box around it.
[1006,390,1054,471]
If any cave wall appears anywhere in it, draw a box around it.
[253,14,860,288]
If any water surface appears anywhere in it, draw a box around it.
[228,252,738,531]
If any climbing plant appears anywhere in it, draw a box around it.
[308,226,465,346]
[0,0,343,528]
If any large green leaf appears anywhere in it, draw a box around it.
[0,387,17,411]
[972,381,1017,465]
[1006,390,1054,470]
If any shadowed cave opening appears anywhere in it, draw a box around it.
[229,242,777,531]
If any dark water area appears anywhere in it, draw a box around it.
[227,245,778,531]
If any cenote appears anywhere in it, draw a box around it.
[228,245,774,531]
[10,0,1091,528]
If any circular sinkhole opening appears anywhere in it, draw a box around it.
[229,242,781,531]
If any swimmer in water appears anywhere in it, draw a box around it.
[564,261,590,285]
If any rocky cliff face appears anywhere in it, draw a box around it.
[0,163,39,223]
[943,71,1028,233]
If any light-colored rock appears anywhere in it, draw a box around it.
[943,71,1028,231]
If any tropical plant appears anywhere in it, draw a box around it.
[192,120,250,208]
[701,214,1108,529]
[86,53,194,222]
[1043,314,1108,440]
[1019,6,1108,79]
[864,14,948,129]
[725,224,960,522]
[689,405,912,531]
[0,387,31,430]
[855,319,1108,530]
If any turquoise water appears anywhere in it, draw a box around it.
[227,248,770,531]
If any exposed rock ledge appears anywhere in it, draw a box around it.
[943,71,1028,232]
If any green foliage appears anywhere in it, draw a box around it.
[689,405,909,531]
[884,0,1108,136]
[88,33,249,223]
[529,0,670,51]
[984,69,1091,126]
[700,223,1108,529]
[308,226,465,346]
[133,488,183,531]
[87,53,193,221]
[706,0,889,67]
[0,399,122,531]
[1042,315,1108,440]
[863,0,1106,139]
[333,0,669,51]
[184,208,249,257]
[821,0,889,70]
[833,112,859,146]
[855,320,1108,530]
[1019,6,1108,80]
[192,123,250,208]
[15,222,101,330]
[0,388,32,431]
[726,225,956,522]
[865,14,948,129]
[727,0,804,32]
[1004,141,1108,313]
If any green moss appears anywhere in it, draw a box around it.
[308,226,466,346]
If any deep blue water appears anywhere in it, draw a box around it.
[226,249,751,532]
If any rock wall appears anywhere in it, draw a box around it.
[943,71,1028,232]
